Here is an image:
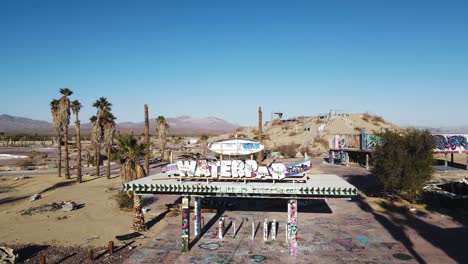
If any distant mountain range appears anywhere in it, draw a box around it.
[0,114,240,136]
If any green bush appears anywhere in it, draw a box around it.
[114,191,133,209]
[371,129,434,202]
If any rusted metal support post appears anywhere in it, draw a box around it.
[181,196,190,252]
[257,106,263,162]
[39,256,45,264]
[108,241,114,255]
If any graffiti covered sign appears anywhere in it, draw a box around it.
[208,138,264,155]
[433,134,468,153]
[162,159,312,180]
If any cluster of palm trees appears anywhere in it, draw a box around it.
[50,90,172,231]
[49,88,74,180]
[90,97,116,179]
[50,89,116,182]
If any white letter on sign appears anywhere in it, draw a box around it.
[209,161,219,178]
[220,160,232,177]
[231,160,245,177]
[244,160,258,177]
[270,163,286,179]
[177,160,197,176]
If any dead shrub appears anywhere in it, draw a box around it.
[275,143,300,158]
[314,137,329,149]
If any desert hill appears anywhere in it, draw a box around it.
[212,113,400,153]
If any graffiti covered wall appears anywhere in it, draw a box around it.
[329,133,381,150]
[433,134,468,153]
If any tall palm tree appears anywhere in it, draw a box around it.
[144,104,150,175]
[50,99,62,177]
[115,133,147,231]
[156,116,169,160]
[91,97,112,177]
[90,115,102,176]
[200,135,209,156]
[102,111,116,179]
[71,100,83,183]
[58,88,73,179]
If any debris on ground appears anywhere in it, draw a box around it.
[0,246,17,264]
[4,243,133,264]
[29,193,41,202]
[21,201,79,215]
[61,201,76,212]
[424,178,468,199]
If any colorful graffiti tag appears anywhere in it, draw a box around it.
[433,134,468,152]
[163,159,312,179]
[330,133,381,150]
[288,200,298,256]
[181,197,190,252]
[366,134,382,149]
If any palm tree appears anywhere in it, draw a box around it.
[50,99,62,177]
[156,116,169,160]
[58,88,73,179]
[200,135,209,156]
[102,111,116,179]
[115,133,147,231]
[144,104,150,175]
[71,100,83,183]
[91,97,112,177]
[90,115,102,176]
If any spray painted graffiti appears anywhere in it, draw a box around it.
[194,197,201,237]
[181,197,190,252]
[330,132,381,150]
[433,134,468,152]
[164,159,312,180]
[366,134,381,149]
[250,255,267,263]
[288,199,298,256]
[198,242,221,251]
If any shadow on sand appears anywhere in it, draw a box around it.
[346,173,468,264]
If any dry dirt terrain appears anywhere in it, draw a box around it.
[0,172,168,263]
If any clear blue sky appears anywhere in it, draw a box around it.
[1,0,467,127]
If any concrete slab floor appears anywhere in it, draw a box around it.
[124,158,467,264]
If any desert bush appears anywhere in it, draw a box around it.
[299,145,311,156]
[275,143,300,158]
[354,127,362,132]
[16,158,35,168]
[288,131,298,137]
[362,112,372,122]
[314,137,329,149]
[271,120,283,126]
[253,133,270,141]
[372,115,385,123]
[114,191,133,209]
[314,119,326,125]
[371,129,434,202]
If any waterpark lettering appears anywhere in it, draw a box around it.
[168,160,289,179]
